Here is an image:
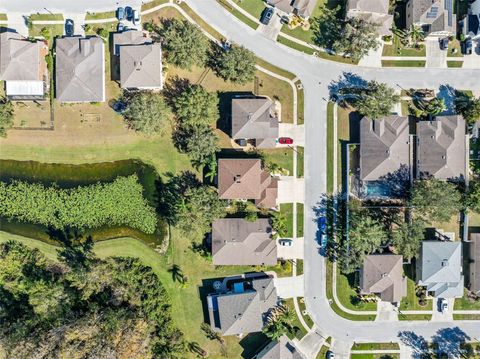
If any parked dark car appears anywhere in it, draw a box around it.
[116,7,125,20]
[125,6,133,21]
[260,7,274,25]
[65,19,74,36]
[466,39,473,55]
[319,217,327,234]
[439,37,449,50]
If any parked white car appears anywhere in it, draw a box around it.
[440,298,448,313]
[279,239,293,247]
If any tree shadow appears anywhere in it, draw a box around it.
[431,327,471,358]
[198,277,227,324]
[328,72,368,105]
[163,76,192,108]
[397,331,429,358]
[437,84,457,116]
[239,332,270,359]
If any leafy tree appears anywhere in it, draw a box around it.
[312,6,380,60]
[0,97,14,137]
[406,24,424,48]
[411,180,463,222]
[455,91,480,124]
[96,27,109,38]
[122,91,170,135]
[392,221,425,260]
[211,44,256,84]
[271,211,288,238]
[338,81,400,119]
[157,18,208,69]
[467,181,480,214]
[245,211,258,222]
[262,305,295,340]
[205,154,218,183]
[176,186,226,238]
[201,322,224,344]
[51,227,95,270]
[173,124,220,168]
[339,212,387,274]
[171,84,219,128]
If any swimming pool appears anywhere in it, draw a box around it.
[363,180,406,199]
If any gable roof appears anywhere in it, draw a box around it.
[257,335,306,359]
[360,115,410,181]
[112,30,151,55]
[119,43,162,89]
[419,241,464,298]
[212,218,277,266]
[231,98,279,148]
[218,159,278,207]
[292,0,318,18]
[469,234,480,294]
[0,31,45,81]
[346,0,393,35]
[360,255,406,302]
[348,0,389,14]
[416,116,466,181]
[208,277,277,336]
[406,0,456,34]
[55,36,105,102]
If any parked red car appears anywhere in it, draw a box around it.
[278,137,293,145]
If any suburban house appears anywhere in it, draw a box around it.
[253,335,306,359]
[231,97,279,148]
[417,241,464,298]
[217,158,278,208]
[266,0,318,19]
[469,233,480,295]
[416,116,466,181]
[346,0,394,36]
[112,30,163,90]
[359,115,410,197]
[405,0,456,36]
[0,30,48,100]
[55,36,105,102]
[212,218,277,266]
[207,276,277,336]
[359,254,407,303]
[462,0,480,41]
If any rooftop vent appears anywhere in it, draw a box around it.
[235,174,242,183]
[441,259,449,267]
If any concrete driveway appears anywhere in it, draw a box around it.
[463,41,480,68]
[256,10,282,41]
[426,37,447,68]
[274,275,304,299]
[277,176,304,203]
[277,237,304,259]
[279,124,305,146]
[431,298,454,322]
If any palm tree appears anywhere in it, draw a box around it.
[262,305,295,340]
[205,155,217,183]
[168,264,184,283]
[271,212,288,238]
[188,341,207,357]
[423,97,446,116]
[200,323,225,344]
[407,24,424,48]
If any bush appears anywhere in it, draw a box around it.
[96,28,109,38]
[0,175,157,233]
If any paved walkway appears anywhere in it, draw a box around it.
[277,176,304,203]
[358,40,384,67]
[296,328,328,359]
[277,237,304,259]
[426,37,447,68]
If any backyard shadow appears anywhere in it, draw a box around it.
[198,277,226,325]
[437,84,457,116]
[239,332,270,359]
[432,327,471,357]
[328,72,368,105]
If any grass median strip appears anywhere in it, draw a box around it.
[29,13,63,21]
[217,0,258,30]
[447,61,463,68]
[382,60,426,67]
[398,314,432,321]
[141,0,170,11]
[352,343,400,350]
[277,36,316,54]
[85,11,116,20]
[297,203,304,237]
[327,102,334,193]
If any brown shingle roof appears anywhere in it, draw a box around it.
[212,218,277,266]
[360,254,406,302]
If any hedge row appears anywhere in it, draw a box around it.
[0,175,157,234]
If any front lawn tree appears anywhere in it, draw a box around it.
[157,18,208,69]
[173,125,220,168]
[211,44,256,84]
[171,84,219,128]
[338,80,400,119]
[411,180,463,222]
[122,91,170,135]
[0,97,14,137]
[455,91,480,124]
[392,221,425,260]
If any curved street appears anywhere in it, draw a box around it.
[185,0,480,346]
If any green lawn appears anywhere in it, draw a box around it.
[398,314,432,321]
[255,57,296,81]
[297,297,314,328]
[233,0,266,19]
[382,35,426,57]
[280,203,294,238]
[297,203,304,238]
[178,2,224,41]
[85,11,116,20]
[336,267,377,312]
[29,13,63,21]
[262,148,294,175]
[297,146,304,178]
[296,259,304,275]
[217,0,258,29]
[317,345,330,359]
[382,60,426,67]
[283,298,308,339]
[399,263,433,311]
[453,314,480,320]
[297,85,305,124]
[454,289,480,310]
[29,24,64,46]
[326,102,334,193]
[447,61,463,68]
[352,343,400,350]
[447,39,463,57]
[141,0,170,11]
[277,35,316,55]
[280,0,326,43]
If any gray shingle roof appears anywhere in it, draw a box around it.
[346,0,393,35]
[212,218,277,266]
[406,0,456,34]
[119,43,162,89]
[112,30,151,56]
[55,36,105,102]
[208,277,277,336]
[0,31,44,81]
[256,335,306,359]
[360,115,410,181]
[266,0,317,18]
[416,116,466,181]
[469,234,480,294]
[418,241,464,298]
[360,254,406,303]
[231,98,279,149]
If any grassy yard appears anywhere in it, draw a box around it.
[352,343,399,350]
[382,60,426,67]
[296,259,303,275]
[428,214,461,240]
[29,13,63,21]
[297,146,304,177]
[454,290,480,310]
[29,24,64,45]
[280,203,294,238]
[283,298,308,339]
[217,0,258,29]
[262,148,294,175]
[453,314,480,320]
[85,11,116,20]
[327,102,334,193]
[233,0,266,19]
[336,267,377,312]
[297,203,304,237]
[317,345,330,359]
[447,61,463,68]
[297,84,305,124]
[399,263,433,311]
[447,39,463,57]
[141,0,170,11]
[277,35,316,55]
[382,35,426,57]
[398,314,432,321]
[280,0,326,43]
[0,229,288,358]
[297,297,314,328]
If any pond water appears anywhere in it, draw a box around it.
[0,159,168,249]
